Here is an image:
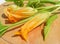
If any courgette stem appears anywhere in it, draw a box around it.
[44,15,57,40]
[36,4,60,10]
[40,0,59,4]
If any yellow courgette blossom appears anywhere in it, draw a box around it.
[15,13,52,41]
[4,5,38,22]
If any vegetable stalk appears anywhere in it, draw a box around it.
[44,15,57,40]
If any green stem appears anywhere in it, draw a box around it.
[44,15,57,40]
[36,4,60,10]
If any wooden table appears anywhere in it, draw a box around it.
[0,2,60,44]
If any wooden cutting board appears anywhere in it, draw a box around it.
[0,2,60,44]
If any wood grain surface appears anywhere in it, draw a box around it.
[0,2,60,44]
